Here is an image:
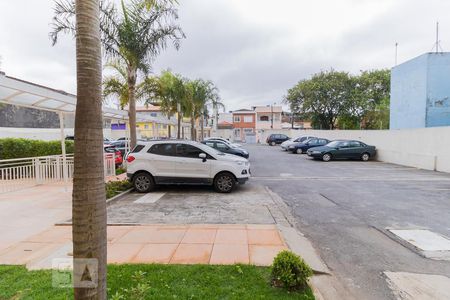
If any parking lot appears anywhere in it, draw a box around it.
[105,142,450,299]
[248,143,450,300]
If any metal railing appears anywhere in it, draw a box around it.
[0,153,116,194]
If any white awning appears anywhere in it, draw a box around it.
[0,72,176,124]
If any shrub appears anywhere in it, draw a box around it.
[115,167,126,175]
[0,138,74,159]
[106,180,132,199]
[271,250,313,290]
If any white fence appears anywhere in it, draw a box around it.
[0,153,116,193]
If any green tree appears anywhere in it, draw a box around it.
[51,0,184,148]
[72,0,107,298]
[301,70,353,129]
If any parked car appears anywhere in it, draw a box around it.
[266,134,289,146]
[307,140,376,162]
[205,137,241,148]
[104,144,123,167]
[280,136,316,151]
[288,138,330,154]
[110,140,129,157]
[126,140,250,193]
[201,140,249,158]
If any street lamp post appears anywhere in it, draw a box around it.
[271,105,273,129]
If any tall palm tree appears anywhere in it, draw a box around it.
[103,59,159,110]
[73,0,107,298]
[51,0,184,148]
[151,70,189,139]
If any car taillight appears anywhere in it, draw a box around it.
[126,155,135,163]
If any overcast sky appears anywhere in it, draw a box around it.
[0,0,449,111]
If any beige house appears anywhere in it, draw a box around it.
[254,105,283,130]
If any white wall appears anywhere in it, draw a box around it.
[0,127,113,141]
[258,127,450,173]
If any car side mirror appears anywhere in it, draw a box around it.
[199,153,207,162]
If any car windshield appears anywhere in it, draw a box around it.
[326,141,341,147]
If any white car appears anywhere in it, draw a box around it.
[280,136,316,151]
[126,140,250,193]
[205,137,241,148]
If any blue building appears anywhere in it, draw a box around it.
[390,52,450,129]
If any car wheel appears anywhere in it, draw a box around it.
[214,172,235,193]
[322,153,332,162]
[270,141,276,146]
[133,172,155,193]
[296,148,302,154]
[361,152,370,161]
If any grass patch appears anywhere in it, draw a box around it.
[0,264,314,300]
[105,180,132,199]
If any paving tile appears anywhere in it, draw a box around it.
[133,244,178,263]
[116,227,186,244]
[249,245,287,266]
[189,224,219,229]
[246,224,277,230]
[210,244,249,264]
[107,243,144,264]
[0,242,61,265]
[25,226,72,243]
[170,244,213,264]
[107,226,134,243]
[181,229,217,244]
[214,229,248,245]
[247,229,284,245]
[216,224,247,229]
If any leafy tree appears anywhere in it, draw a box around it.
[72,0,107,298]
[51,0,184,148]
[302,70,353,129]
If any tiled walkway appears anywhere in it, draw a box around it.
[0,224,288,268]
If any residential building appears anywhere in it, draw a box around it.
[231,109,256,142]
[254,105,283,130]
[391,52,450,129]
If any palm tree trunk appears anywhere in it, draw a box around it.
[190,110,195,141]
[73,0,107,299]
[200,109,204,140]
[177,111,181,139]
[128,68,137,149]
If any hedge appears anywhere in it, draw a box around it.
[0,138,74,160]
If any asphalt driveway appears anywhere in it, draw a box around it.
[247,143,450,300]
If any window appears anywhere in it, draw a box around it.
[243,128,253,133]
[131,145,145,153]
[216,142,229,151]
[349,141,361,147]
[260,116,269,121]
[150,112,157,117]
[243,116,253,123]
[205,141,215,148]
[318,139,328,145]
[176,144,203,158]
[233,115,241,122]
[234,128,241,137]
[148,143,176,156]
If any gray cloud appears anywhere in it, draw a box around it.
[1,0,449,111]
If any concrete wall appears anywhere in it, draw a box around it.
[426,54,450,127]
[256,127,450,173]
[390,54,428,129]
[0,127,113,141]
[391,52,450,129]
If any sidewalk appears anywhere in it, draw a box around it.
[0,224,288,269]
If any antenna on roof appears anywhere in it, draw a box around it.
[395,42,398,66]
[432,21,443,53]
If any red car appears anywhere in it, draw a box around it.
[104,144,123,167]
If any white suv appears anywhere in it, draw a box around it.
[126,140,250,193]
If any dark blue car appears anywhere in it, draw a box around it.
[288,138,330,154]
